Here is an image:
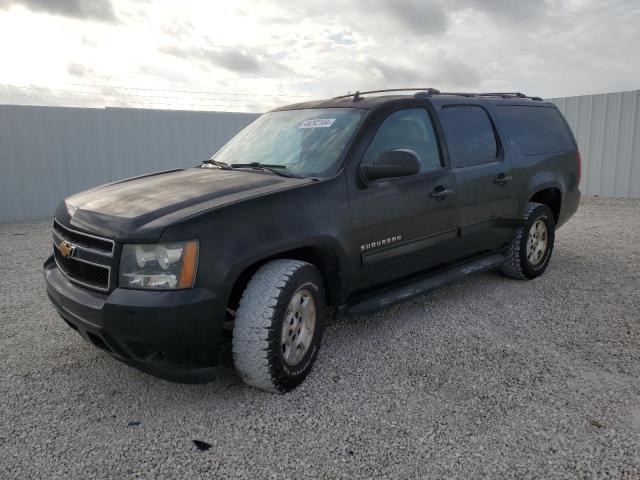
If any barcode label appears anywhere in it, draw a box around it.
[299,118,336,129]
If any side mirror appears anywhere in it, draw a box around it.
[360,149,421,181]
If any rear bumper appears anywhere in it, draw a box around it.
[558,188,581,228]
[43,255,227,383]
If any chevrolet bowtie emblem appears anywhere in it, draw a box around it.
[58,240,75,258]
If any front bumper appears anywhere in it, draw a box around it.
[43,255,227,383]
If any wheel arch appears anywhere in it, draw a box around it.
[522,170,564,224]
[226,243,346,313]
[528,186,562,224]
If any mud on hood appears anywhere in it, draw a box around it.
[59,168,310,240]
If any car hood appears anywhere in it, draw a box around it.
[58,167,311,241]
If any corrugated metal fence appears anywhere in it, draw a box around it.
[1,92,639,222]
[0,105,258,222]
[549,90,640,198]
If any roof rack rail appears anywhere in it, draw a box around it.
[334,88,543,102]
[333,88,441,101]
[436,91,543,101]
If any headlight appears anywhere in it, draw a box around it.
[119,240,199,290]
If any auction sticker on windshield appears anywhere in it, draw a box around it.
[299,118,336,129]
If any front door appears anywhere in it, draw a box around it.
[347,107,459,290]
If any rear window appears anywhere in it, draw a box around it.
[497,105,575,155]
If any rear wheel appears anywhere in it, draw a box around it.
[232,259,326,392]
[501,202,556,280]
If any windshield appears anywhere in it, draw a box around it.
[208,108,366,177]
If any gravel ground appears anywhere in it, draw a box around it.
[1,197,639,479]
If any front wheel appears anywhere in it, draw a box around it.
[501,202,556,280]
[232,259,326,393]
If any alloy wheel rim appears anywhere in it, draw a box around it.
[526,219,548,265]
[281,289,316,366]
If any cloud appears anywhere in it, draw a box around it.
[1,0,639,111]
[161,46,273,74]
[67,62,93,78]
[427,58,481,88]
[364,56,480,88]
[453,0,550,21]
[373,0,448,35]
[265,0,449,36]
[168,46,265,75]
[204,50,263,74]
[0,0,117,22]
[160,18,194,40]
[366,58,424,85]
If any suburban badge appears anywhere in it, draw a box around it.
[361,235,402,252]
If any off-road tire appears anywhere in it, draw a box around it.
[232,259,326,393]
[501,202,556,280]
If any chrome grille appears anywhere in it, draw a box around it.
[53,220,113,254]
[52,221,114,292]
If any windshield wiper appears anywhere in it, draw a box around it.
[230,162,301,178]
[201,159,233,170]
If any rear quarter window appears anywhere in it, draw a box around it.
[497,105,575,155]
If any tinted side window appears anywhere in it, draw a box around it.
[497,105,575,155]
[364,108,441,172]
[440,105,498,168]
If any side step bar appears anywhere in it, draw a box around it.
[346,254,505,316]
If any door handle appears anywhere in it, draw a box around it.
[429,186,454,200]
[493,173,512,185]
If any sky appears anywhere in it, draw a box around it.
[0,0,638,112]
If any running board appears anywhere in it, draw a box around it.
[346,254,505,316]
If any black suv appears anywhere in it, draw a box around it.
[44,88,581,392]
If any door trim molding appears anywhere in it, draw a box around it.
[459,217,525,237]
[361,228,458,266]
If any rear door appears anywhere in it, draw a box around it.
[437,103,515,254]
[347,107,459,289]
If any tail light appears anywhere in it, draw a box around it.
[575,150,582,188]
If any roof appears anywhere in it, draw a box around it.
[271,89,551,112]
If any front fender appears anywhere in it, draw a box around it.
[222,235,350,297]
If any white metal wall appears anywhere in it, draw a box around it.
[549,90,640,198]
[0,105,259,222]
[1,92,639,222]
